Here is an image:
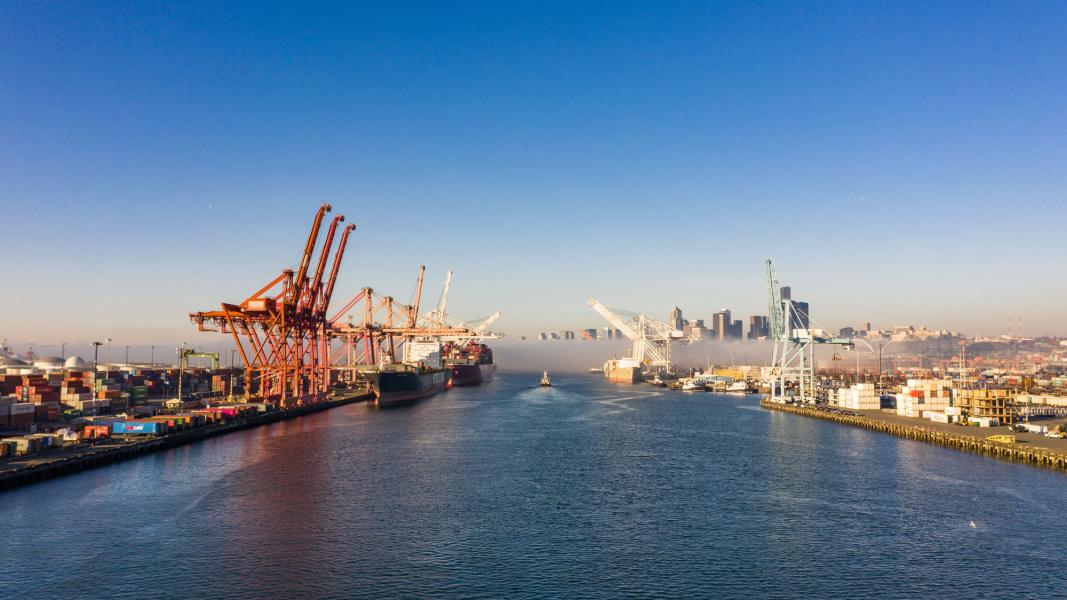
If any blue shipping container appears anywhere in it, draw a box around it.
[111,422,161,435]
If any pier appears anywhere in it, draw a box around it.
[761,399,1067,473]
[0,391,373,492]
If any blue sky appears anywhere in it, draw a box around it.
[2,1,1066,354]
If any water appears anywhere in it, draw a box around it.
[3,373,1066,598]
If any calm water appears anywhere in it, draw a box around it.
[4,373,1066,598]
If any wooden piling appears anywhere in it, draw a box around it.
[760,399,1067,474]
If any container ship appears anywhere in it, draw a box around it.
[361,341,448,407]
[444,341,495,386]
[361,366,448,407]
[603,358,642,383]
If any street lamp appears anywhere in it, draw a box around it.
[90,341,103,370]
[104,338,112,370]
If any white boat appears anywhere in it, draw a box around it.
[680,379,705,392]
[726,381,749,393]
[540,370,552,387]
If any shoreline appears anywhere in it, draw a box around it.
[0,391,373,492]
[761,399,1067,473]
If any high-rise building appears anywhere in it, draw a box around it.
[731,319,743,339]
[670,307,684,331]
[788,300,810,336]
[538,333,548,341]
[684,319,708,341]
[560,330,575,340]
[713,309,732,341]
[581,328,598,340]
[748,315,769,340]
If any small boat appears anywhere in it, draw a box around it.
[680,379,704,392]
[540,370,552,387]
[649,375,667,387]
[726,381,749,393]
[587,367,603,374]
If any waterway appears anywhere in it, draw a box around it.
[3,373,1065,598]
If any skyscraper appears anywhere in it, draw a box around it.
[713,309,732,341]
[669,307,684,331]
[748,315,769,340]
[788,300,810,336]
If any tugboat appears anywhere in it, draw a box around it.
[649,374,667,387]
[539,370,552,387]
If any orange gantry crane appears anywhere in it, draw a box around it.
[327,266,476,378]
[190,204,356,407]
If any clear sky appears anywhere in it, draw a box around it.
[2,1,1066,357]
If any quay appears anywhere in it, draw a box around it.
[761,399,1067,473]
[0,390,373,492]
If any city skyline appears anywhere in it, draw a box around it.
[4,2,1067,344]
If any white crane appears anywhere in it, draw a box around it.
[587,298,684,370]
[417,271,503,342]
[765,258,853,404]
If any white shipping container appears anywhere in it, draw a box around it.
[926,412,950,423]
[10,403,35,415]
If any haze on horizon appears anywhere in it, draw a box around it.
[3,2,1066,353]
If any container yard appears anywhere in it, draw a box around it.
[0,387,372,491]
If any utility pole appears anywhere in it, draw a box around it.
[125,345,130,366]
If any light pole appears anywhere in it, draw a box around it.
[61,342,66,360]
[177,342,187,403]
[104,338,112,370]
[90,341,103,370]
[150,345,155,365]
[125,345,130,366]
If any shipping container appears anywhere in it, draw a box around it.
[111,421,164,436]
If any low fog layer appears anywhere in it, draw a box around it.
[493,339,778,374]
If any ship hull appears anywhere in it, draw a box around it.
[449,363,495,386]
[367,370,448,407]
[604,360,643,383]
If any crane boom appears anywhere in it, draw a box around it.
[474,311,502,335]
[290,203,331,306]
[320,224,356,315]
[587,298,682,368]
[308,214,345,309]
[587,299,639,340]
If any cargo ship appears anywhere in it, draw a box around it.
[444,341,495,386]
[603,358,642,383]
[361,341,449,407]
[361,366,448,407]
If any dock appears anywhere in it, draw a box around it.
[0,391,373,492]
[761,399,1067,473]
